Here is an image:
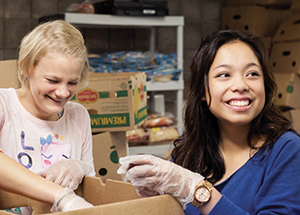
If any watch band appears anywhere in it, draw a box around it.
[191,179,213,208]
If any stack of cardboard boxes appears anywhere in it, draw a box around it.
[221,0,300,133]
[270,1,300,132]
[221,0,292,51]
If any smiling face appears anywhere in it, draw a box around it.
[19,53,83,121]
[205,41,265,129]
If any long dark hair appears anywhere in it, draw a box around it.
[172,30,292,184]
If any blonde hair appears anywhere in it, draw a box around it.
[18,20,89,89]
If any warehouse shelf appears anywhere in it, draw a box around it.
[62,12,184,157]
[64,12,184,27]
[63,12,185,135]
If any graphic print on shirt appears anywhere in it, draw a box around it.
[40,133,71,170]
[17,131,34,169]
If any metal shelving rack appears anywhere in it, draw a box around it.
[63,12,184,157]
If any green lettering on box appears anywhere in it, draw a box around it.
[90,113,130,128]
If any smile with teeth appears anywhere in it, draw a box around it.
[228,100,250,107]
[46,95,64,102]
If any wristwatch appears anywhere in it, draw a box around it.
[191,179,213,208]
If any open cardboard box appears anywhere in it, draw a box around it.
[0,176,184,215]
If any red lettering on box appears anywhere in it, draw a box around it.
[77,89,98,103]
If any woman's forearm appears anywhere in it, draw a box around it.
[0,152,62,204]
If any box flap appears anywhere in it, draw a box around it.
[81,176,140,205]
[92,132,126,182]
[273,13,300,42]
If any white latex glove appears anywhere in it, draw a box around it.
[39,159,94,190]
[51,187,93,212]
[117,154,204,209]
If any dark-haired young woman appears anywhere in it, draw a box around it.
[118,30,300,214]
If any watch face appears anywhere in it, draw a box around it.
[195,187,210,202]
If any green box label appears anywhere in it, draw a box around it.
[90,113,130,128]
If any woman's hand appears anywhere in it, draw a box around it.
[39,159,94,190]
[51,188,93,212]
[117,154,204,208]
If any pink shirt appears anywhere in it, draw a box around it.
[0,88,95,176]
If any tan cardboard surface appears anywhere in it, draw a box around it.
[260,36,272,52]
[290,0,300,11]
[92,131,127,182]
[284,109,300,133]
[0,60,19,89]
[273,12,300,42]
[0,176,185,215]
[274,72,300,109]
[221,6,288,37]
[71,72,147,132]
[270,41,300,74]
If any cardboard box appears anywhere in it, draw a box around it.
[221,6,288,37]
[270,41,300,74]
[0,176,185,215]
[71,72,147,132]
[273,12,300,42]
[0,59,19,88]
[283,109,300,133]
[226,0,292,7]
[273,72,300,109]
[92,131,127,182]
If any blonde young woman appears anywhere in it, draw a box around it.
[0,20,95,213]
